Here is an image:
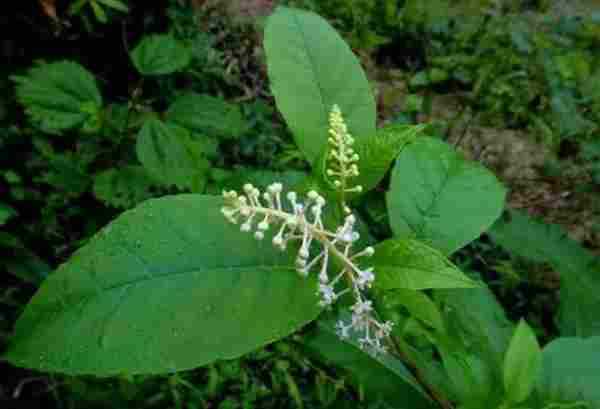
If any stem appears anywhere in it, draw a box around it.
[386,336,454,409]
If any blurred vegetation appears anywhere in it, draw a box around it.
[1,0,598,407]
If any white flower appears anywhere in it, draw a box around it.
[356,267,375,289]
[318,284,337,306]
[351,299,373,316]
[335,320,351,338]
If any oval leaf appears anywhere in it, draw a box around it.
[351,124,425,194]
[12,61,102,133]
[136,119,209,191]
[6,195,321,375]
[131,34,192,76]
[166,93,246,139]
[387,137,506,255]
[370,239,478,290]
[534,337,600,408]
[264,6,376,164]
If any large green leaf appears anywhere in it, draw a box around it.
[12,61,102,133]
[264,6,376,164]
[166,93,246,139]
[534,337,600,409]
[387,137,506,255]
[136,119,209,191]
[302,312,434,409]
[490,210,600,337]
[370,238,478,290]
[5,195,321,375]
[130,34,192,76]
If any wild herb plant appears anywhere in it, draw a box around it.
[5,6,600,409]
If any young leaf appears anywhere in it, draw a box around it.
[387,137,506,255]
[12,61,102,133]
[370,238,478,290]
[302,312,435,409]
[130,34,192,76]
[534,337,600,408]
[350,123,425,195]
[264,6,376,164]
[503,320,542,404]
[166,93,246,139]
[490,210,600,337]
[5,195,321,375]
[136,119,209,191]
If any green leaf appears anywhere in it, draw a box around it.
[96,0,129,12]
[130,34,192,76]
[440,352,496,406]
[5,195,321,375]
[264,6,376,164]
[490,210,600,337]
[380,289,445,333]
[534,337,600,409]
[303,312,434,408]
[93,166,160,209]
[436,285,514,378]
[166,93,246,140]
[550,91,593,138]
[350,124,425,194]
[136,119,209,191]
[0,202,17,225]
[370,238,478,290]
[90,0,107,23]
[387,137,506,255]
[435,285,514,407]
[12,61,102,133]
[503,320,542,404]
[69,0,87,15]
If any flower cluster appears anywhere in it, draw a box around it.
[326,105,362,213]
[221,184,393,353]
